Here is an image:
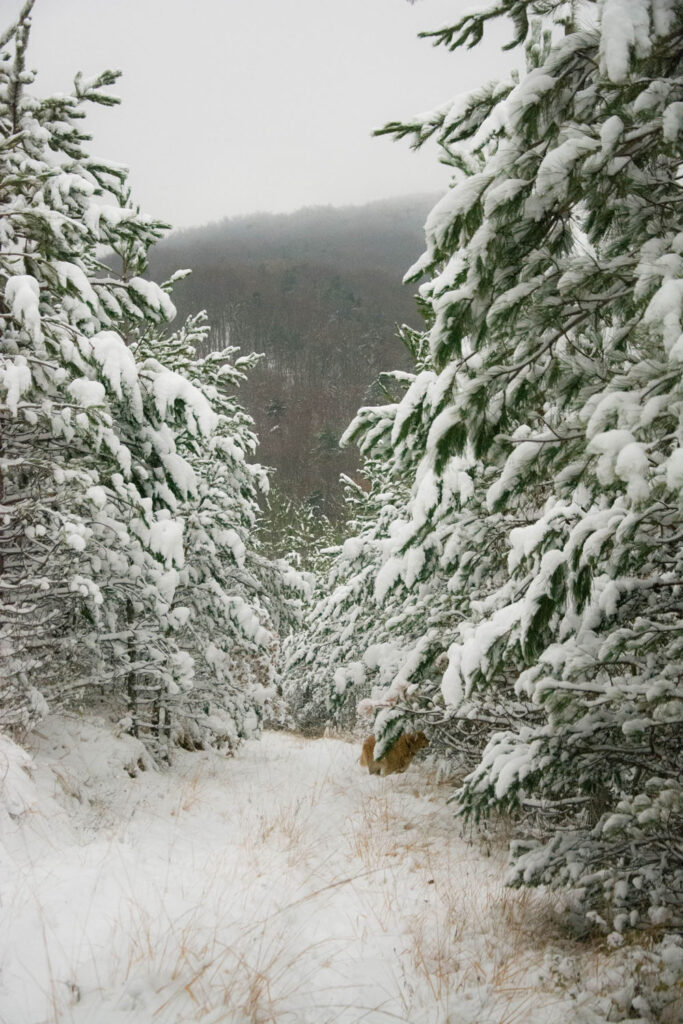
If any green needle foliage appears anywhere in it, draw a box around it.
[294,0,682,931]
[0,1,298,757]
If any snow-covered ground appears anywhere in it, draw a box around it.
[1,717,680,1023]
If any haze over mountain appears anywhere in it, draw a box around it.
[149,195,435,512]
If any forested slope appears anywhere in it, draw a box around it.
[149,197,434,512]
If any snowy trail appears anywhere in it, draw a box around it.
[1,718,620,1023]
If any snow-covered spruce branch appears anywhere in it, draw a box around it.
[288,0,683,933]
[0,5,301,754]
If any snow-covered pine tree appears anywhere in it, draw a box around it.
[0,0,179,733]
[257,488,338,573]
[133,312,307,750]
[0,1,291,756]
[342,328,528,764]
[284,327,458,745]
[283,453,405,733]
[341,0,682,928]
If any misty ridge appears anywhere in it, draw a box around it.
[149,194,436,513]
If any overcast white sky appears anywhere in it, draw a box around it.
[10,0,514,228]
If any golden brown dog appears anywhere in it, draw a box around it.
[360,731,428,776]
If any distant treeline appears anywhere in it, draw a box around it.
[149,195,434,512]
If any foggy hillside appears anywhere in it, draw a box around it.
[149,195,435,512]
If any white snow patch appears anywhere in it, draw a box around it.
[0,358,32,415]
[425,174,492,250]
[152,370,217,435]
[0,734,37,816]
[128,276,176,321]
[90,331,143,418]
[0,716,674,1024]
[600,0,652,82]
[643,277,683,359]
[5,275,42,342]
[665,447,683,491]
[149,516,185,568]
[662,101,683,140]
[509,519,550,572]
[68,377,106,407]
[614,441,650,502]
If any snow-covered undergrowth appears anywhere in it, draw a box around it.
[1,717,681,1023]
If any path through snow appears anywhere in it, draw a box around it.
[0,717,640,1022]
